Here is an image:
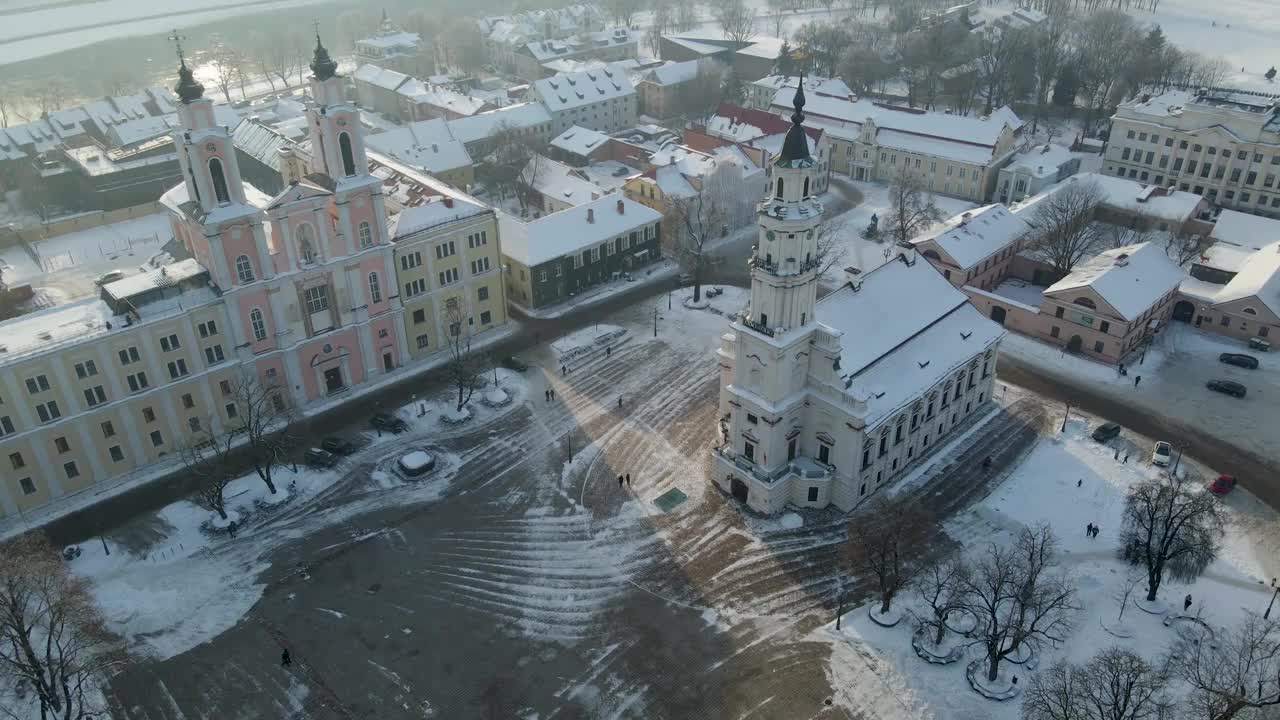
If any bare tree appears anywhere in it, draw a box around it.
[913,555,969,647]
[1119,473,1226,603]
[0,83,11,128]
[673,63,724,122]
[487,121,547,213]
[712,0,756,46]
[1024,648,1171,720]
[813,215,850,277]
[251,29,303,91]
[0,535,116,720]
[648,0,676,56]
[885,169,943,245]
[1024,179,1108,277]
[675,1,699,31]
[1165,231,1212,267]
[605,0,644,27]
[671,185,726,304]
[443,303,485,414]
[766,0,789,38]
[845,495,932,615]
[1100,219,1156,250]
[178,424,239,521]
[960,525,1079,682]
[228,371,295,495]
[1029,11,1069,135]
[208,35,244,103]
[1167,616,1280,720]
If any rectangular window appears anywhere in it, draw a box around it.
[470,257,491,274]
[400,252,422,270]
[303,285,330,314]
[204,345,225,364]
[198,320,218,337]
[181,393,195,410]
[435,241,456,259]
[109,445,124,462]
[159,334,180,352]
[591,247,600,262]
[1220,315,1230,327]
[480,310,492,325]
[1055,306,1064,318]
[1121,148,1131,160]
[54,436,69,453]
[73,360,98,378]
[477,287,489,302]
[1094,341,1105,353]
[83,385,107,406]
[1050,325,1060,338]
[101,421,115,438]
[25,375,50,394]
[416,334,430,349]
[18,477,35,495]
[63,461,78,479]
[807,487,819,502]
[150,430,163,447]
[746,413,758,425]
[1100,321,1110,334]
[467,231,488,248]
[10,452,24,469]
[0,415,13,436]
[438,268,459,286]
[167,359,189,380]
[188,417,201,432]
[35,401,60,423]
[142,407,156,423]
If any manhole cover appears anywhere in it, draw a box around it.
[824,698,833,707]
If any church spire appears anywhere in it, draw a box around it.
[169,29,205,104]
[776,72,811,167]
[310,27,339,81]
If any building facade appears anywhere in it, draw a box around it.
[354,12,434,79]
[529,69,637,136]
[712,86,1004,515]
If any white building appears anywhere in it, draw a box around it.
[354,11,433,79]
[529,68,637,135]
[746,75,854,110]
[712,86,1004,514]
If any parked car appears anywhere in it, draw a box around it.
[501,355,529,373]
[1091,422,1122,443]
[95,270,125,285]
[370,412,409,434]
[1206,379,1247,398]
[1218,353,1260,369]
[1208,474,1237,495]
[321,437,357,455]
[1151,441,1172,467]
[706,286,724,297]
[397,449,436,478]
[303,448,338,468]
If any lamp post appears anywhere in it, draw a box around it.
[1061,403,1071,432]
[653,305,658,338]
[1265,578,1279,620]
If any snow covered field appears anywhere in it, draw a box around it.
[826,393,1280,719]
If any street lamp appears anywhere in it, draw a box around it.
[1265,578,1279,620]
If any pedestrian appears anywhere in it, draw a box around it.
[1011,676,1018,686]
[562,365,567,376]
[1118,362,1125,376]
[618,396,623,409]
[626,473,631,487]
[1184,594,1193,612]
[1123,452,1130,464]
[982,456,992,471]
[544,389,550,402]
[1077,478,1083,488]
[228,520,237,538]
[1134,375,1142,388]
[281,649,292,667]
[551,389,556,401]
[618,475,624,487]
[1092,525,1100,538]
[606,346,611,357]
[1086,522,1094,537]
[1114,447,1120,460]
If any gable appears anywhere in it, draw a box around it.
[1043,286,1125,323]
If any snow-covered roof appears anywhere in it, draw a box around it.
[653,164,696,198]
[398,80,488,117]
[523,155,604,206]
[1062,173,1205,224]
[498,195,661,267]
[358,31,420,50]
[522,27,638,62]
[736,37,784,59]
[159,179,272,223]
[815,256,1003,427]
[5,119,60,153]
[1179,276,1222,303]
[533,68,634,113]
[100,258,206,300]
[578,161,639,193]
[107,115,174,148]
[1197,242,1259,274]
[390,194,490,238]
[1210,209,1280,249]
[1212,242,1280,316]
[1004,143,1076,177]
[876,128,996,166]
[353,63,411,91]
[231,119,294,172]
[365,119,473,173]
[46,107,90,139]
[550,125,611,157]
[662,37,727,56]
[0,129,25,161]
[644,60,701,86]
[914,204,1030,270]
[752,75,853,100]
[0,298,120,365]
[448,103,551,145]
[1045,243,1185,321]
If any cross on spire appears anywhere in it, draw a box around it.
[168,29,188,67]
[313,19,321,43]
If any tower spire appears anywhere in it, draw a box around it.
[310,24,339,81]
[776,71,811,166]
[169,28,205,104]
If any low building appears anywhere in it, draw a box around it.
[364,119,475,189]
[1013,172,1212,237]
[746,75,854,110]
[521,154,608,213]
[1177,241,1280,342]
[354,12,434,79]
[58,142,181,212]
[514,28,641,81]
[352,64,413,119]
[500,196,662,309]
[397,79,492,122]
[479,5,606,75]
[529,68,637,135]
[447,103,554,159]
[231,120,295,196]
[659,32,783,82]
[548,125,612,165]
[914,204,1031,293]
[995,143,1081,205]
[635,60,711,122]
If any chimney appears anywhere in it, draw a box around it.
[443,196,454,208]
[587,207,594,223]
[616,199,624,214]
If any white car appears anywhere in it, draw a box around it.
[1151,441,1172,467]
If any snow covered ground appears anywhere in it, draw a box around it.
[825,389,1280,719]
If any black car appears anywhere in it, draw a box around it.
[321,437,357,455]
[370,412,409,433]
[1206,379,1247,398]
[1218,353,1260,370]
[303,448,339,468]
[501,355,529,372]
[1091,422,1122,443]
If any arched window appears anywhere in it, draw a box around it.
[775,177,784,200]
[1243,307,1258,316]
[358,222,373,248]
[339,132,356,177]
[209,158,230,204]
[235,254,255,284]
[249,308,267,342]
[1073,296,1097,309]
[296,224,316,265]
[368,272,381,303]
[803,177,810,197]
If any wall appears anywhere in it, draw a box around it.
[0,202,165,249]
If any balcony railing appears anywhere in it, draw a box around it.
[715,447,832,485]
[736,313,775,337]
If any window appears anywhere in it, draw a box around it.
[471,257,490,274]
[205,344,225,364]
[150,430,163,447]
[188,417,201,432]
[74,360,97,378]
[807,487,819,502]
[54,436,69,453]
[1220,315,1230,327]
[142,407,156,423]
[0,416,13,436]
[159,334,180,352]
[339,132,356,177]
[359,222,373,248]
[35,401,60,423]
[297,224,317,265]
[119,346,140,365]
[304,285,329,315]
[1055,306,1064,318]
[83,386,106,406]
[591,247,600,262]
[416,334,430,349]
[250,309,267,341]
[438,268,459,286]
[405,278,427,297]
[412,308,426,324]
[25,375,49,394]
[480,310,492,325]
[63,461,79,479]
[9,452,24,469]
[477,287,489,302]
[167,359,189,380]
[109,445,124,462]
[209,157,230,204]
[1208,146,1217,155]
[181,393,195,410]
[401,252,422,270]
[435,241,456,259]
[746,413,758,425]
[236,254,255,283]
[1100,320,1110,334]
[1126,130,1135,139]
[1050,325,1060,338]
[1122,148,1131,160]
[198,320,218,338]
[18,477,35,495]
[225,403,238,418]
[126,372,148,393]
[467,231,488,248]
[101,420,115,438]
[368,272,382,303]
[1094,341,1105,353]
[449,322,461,336]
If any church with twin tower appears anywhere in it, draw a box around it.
[713,80,1006,515]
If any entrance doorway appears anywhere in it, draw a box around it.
[1067,335,1083,353]
[323,366,344,394]
[855,167,865,181]
[1172,300,1194,322]
[787,438,797,461]
[731,477,749,502]
[383,352,394,372]
[990,306,1007,325]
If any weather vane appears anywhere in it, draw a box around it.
[168,29,188,65]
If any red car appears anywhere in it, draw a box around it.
[1209,474,1237,495]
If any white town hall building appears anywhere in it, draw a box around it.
[713,81,1006,514]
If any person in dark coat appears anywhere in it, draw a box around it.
[982,456,992,471]
[281,649,292,667]
[228,521,237,538]
[1087,522,1094,537]
[626,473,631,487]
[618,475,624,487]
[1184,594,1193,612]
[1134,375,1142,387]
